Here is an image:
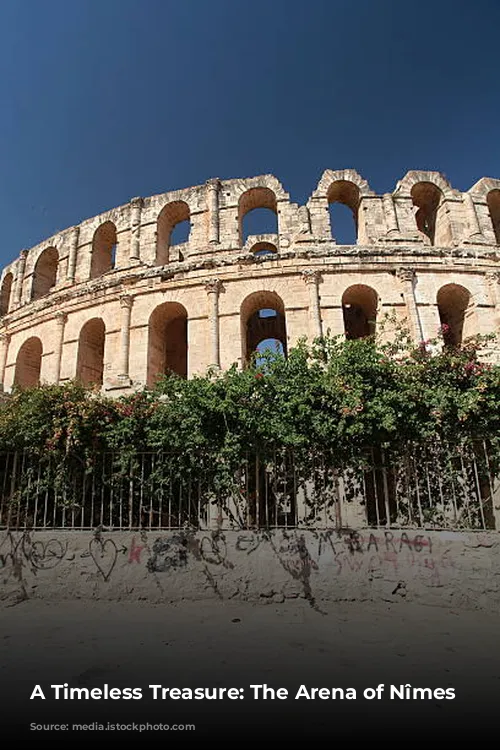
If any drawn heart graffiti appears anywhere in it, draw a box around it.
[23,537,68,570]
[89,538,118,581]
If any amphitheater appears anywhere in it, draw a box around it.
[1,168,500,394]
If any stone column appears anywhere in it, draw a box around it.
[129,197,143,262]
[464,192,482,238]
[0,332,10,390]
[383,194,399,233]
[486,272,500,318]
[205,278,222,368]
[67,226,80,283]
[53,311,67,384]
[303,270,323,339]
[118,294,134,379]
[206,179,220,245]
[396,268,423,342]
[13,250,28,308]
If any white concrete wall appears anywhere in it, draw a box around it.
[1,528,498,612]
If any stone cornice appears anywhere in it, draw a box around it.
[2,243,499,325]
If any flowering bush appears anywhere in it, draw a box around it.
[0,323,499,489]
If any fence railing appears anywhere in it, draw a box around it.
[0,443,498,532]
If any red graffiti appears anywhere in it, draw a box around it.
[128,537,145,564]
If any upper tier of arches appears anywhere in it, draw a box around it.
[2,170,500,317]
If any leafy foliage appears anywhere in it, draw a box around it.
[1,318,499,521]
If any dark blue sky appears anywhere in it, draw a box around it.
[1,0,499,263]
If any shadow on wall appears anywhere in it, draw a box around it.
[147,301,188,386]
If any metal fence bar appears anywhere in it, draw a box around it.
[0,446,498,533]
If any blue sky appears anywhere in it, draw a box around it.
[0,0,499,263]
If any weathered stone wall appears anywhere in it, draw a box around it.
[0,169,499,395]
[1,528,498,612]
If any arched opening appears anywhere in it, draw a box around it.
[327,180,359,244]
[240,295,291,526]
[411,182,443,245]
[170,219,190,246]
[254,337,285,368]
[32,247,58,300]
[0,272,13,316]
[147,302,188,385]
[239,188,278,245]
[156,201,191,265]
[342,285,378,340]
[241,291,287,365]
[487,189,500,244]
[76,318,105,386]
[437,284,473,347]
[14,337,42,389]
[90,221,117,279]
[251,242,278,258]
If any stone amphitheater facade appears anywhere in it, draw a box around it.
[0,169,500,395]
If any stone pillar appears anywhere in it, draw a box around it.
[206,179,220,245]
[53,311,67,384]
[383,194,399,233]
[205,278,222,368]
[67,226,80,283]
[118,294,134,379]
[483,273,500,360]
[298,206,311,235]
[464,192,482,238]
[396,268,423,342]
[129,197,143,262]
[302,270,323,339]
[13,250,28,308]
[486,272,500,319]
[0,332,10,390]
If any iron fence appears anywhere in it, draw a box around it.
[0,442,498,532]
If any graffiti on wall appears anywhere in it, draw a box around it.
[0,531,68,576]
[0,526,473,606]
[235,528,454,586]
[147,534,189,573]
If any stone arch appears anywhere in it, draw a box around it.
[486,190,500,244]
[393,173,455,247]
[308,170,373,243]
[76,318,106,386]
[0,272,13,316]
[240,290,287,364]
[14,337,42,388]
[327,180,360,244]
[342,284,379,339]
[147,302,188,385]
[235,174,289,201]
[90,221,117,279]
[32,247,58,300]
[313,169,374,199]
[156,201,191,265]
[410,182,444,245]
[467,177,500,201]
[249,239,278,257]
[238,188,278,245]
[437,284,475,346]
[393,170,455,199]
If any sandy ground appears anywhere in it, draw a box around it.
[0,598,499,739]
